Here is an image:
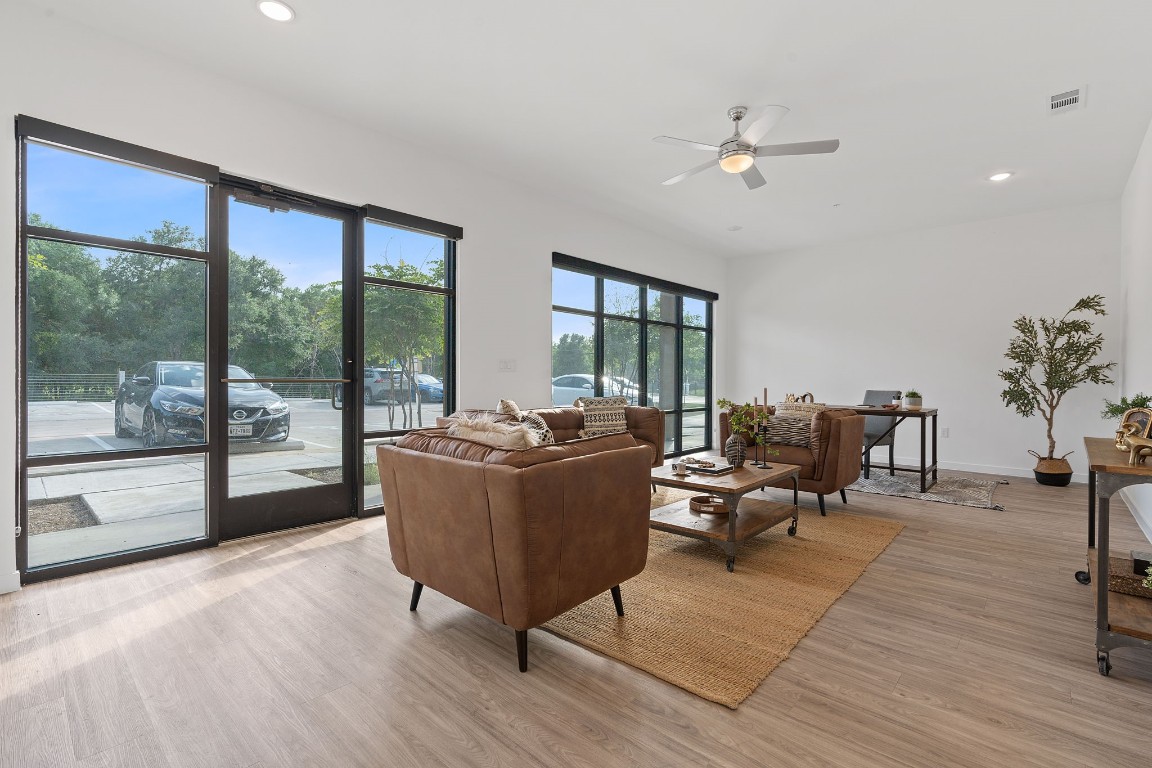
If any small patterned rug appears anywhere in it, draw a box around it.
[847,472,1007,510]
[543,487,904,709]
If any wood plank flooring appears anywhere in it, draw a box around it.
[2,471,1150,767]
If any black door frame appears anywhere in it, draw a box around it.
[213,181,361,540]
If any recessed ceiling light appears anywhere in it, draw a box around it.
[257,1,295,22]
[988,172,1013,182]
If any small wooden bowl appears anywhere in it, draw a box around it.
[689,495,729,515]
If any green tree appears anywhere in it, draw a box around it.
[552,333,593,377]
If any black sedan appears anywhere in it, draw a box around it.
[114,361,291,447]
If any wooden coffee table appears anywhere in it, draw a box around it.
[650,462,801,572]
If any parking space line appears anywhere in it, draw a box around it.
[85,434,115,450]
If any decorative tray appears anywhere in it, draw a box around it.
[689,464,735,476]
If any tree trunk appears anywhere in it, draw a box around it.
[1045,413,1056,459]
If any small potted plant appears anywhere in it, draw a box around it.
[718,397,762,468]
[1101,392,1152,419]
[904,389,923,411]
[998,295,1116,486]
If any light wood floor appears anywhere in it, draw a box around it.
[2,471,1151,768]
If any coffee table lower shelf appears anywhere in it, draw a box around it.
[649,497,798,563]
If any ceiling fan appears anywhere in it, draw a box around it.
[654,105,840,190]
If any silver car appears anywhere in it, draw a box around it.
[551,374,637,407]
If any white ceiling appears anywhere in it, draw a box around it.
[20,0,1152,257]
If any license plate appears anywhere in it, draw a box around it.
[229,425,253,437]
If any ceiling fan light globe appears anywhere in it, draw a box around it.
[719,153,755,174]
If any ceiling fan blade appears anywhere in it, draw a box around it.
[653,135,720,152]
[738,105,790,146]
[661,159,717,186]
[741,164,767,190]
[756,139,840,157]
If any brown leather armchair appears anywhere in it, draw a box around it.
[720,407,865,515]
[377,429,652,671]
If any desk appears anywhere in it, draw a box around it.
[833,406,939,492]
[1082,436,1152,675]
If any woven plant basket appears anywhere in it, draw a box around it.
[1029,451,1073,487]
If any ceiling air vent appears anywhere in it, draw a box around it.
[1049,87,1084,114]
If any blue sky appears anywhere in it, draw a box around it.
[27,142,443,289]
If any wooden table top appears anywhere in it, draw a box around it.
[829,405,939,417]
[1085,436,1152,477]
[651,462,799,494]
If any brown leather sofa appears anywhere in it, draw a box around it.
[720,407,865,515]
[376,427,652,671]
[442,406,665,467]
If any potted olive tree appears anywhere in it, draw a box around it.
[998,295,1116,486]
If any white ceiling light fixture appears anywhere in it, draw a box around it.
[257,1,295,22]
[988,171,1014,182]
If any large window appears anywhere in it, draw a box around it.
[551,254,715,456]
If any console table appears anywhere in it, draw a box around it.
[834,406,939,492]
[1081,436,1152,676]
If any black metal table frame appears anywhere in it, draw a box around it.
[1090,470,1152,674]
[859,410,939,492]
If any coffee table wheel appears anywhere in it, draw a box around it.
[1075,570,1091,585]
[787,522,797,537]
[726,557,735,573]
[1098,653,1112,676]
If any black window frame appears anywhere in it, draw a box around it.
[551,252,717,458]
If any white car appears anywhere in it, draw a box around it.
[551,374,638,407]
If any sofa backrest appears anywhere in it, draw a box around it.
[443,405,664,467]
[395,428,638,468]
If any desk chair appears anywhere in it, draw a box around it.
[862,389,901,479]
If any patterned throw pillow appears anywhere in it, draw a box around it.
[576,396,630,438]
[497,398,555,444]
[759,416,812,447]
[521,411,556,445]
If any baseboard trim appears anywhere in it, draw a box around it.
[885,456,1088,485]
[1119,486,1152,544]
[0,570,21,595]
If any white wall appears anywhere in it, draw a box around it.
[0,6,728,593]
[725,201,1122,483]
[1119,115,1152,536]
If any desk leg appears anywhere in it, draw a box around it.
[1095,493,1112,674]
[931,413,938,486]
[920,416,927,493]
[1076,469,1096,585]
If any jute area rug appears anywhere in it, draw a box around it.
[543,487,904,709]
[847,472,1007,510]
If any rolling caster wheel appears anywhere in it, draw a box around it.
[1098,655,1111,676]
[787,523,797,537]
[1075,570,1091,585]
[726,557,735,573]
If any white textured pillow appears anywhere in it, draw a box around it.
[448,413,539,449]
[496,398,523,419]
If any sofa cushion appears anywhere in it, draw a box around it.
[775,401,827,419]
[575,396,630,438]
[396,428,638,469]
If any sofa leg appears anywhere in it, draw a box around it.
[840,489,848,504]
[409,581,423,611]
[817,494,826,516]
[516,629,528,672]
[610,585,624,617]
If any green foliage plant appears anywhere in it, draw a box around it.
[904,389,922,399]
[998,295,1116,460]
[1145,565,1151,590]
[1101,392,1152,420]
